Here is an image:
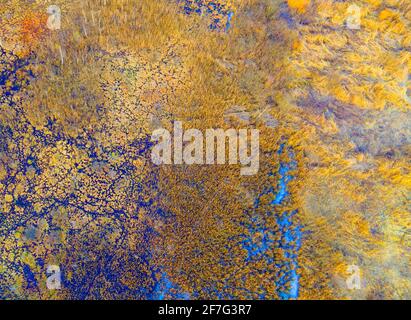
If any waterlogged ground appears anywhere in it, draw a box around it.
[0,0,410,300]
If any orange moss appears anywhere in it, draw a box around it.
[287,0,310,13]
[20,12,48,46]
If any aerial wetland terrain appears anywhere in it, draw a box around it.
[0,0,410,300]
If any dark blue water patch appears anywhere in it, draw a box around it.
[178,0,234,30]
[0,49,30,85]
[23,264,38,289]
[36,258,45,268]
[153,207,175,219]
[0,47,34,106]
[22,155,42,176]
[15,195,31,208]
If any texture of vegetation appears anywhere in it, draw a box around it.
[0,0,410,299]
